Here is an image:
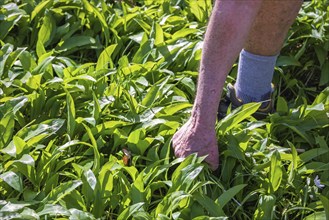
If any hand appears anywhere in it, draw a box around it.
[172,118,219,171]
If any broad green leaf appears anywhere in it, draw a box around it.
[4,47,26,74]
[132,38,154,64]
[46,180,83,204]
[216,184,247,208]
[82,123,100,173]
[1,141,16,157]
[127,128,153,155]
[276,56,301,66]
[194,193,225,217]
[13,135,27,156]
[320,195,329,220]
[172,28,198,40]
[141,76,170,108]
[81,0,110,43]
[276,96,288,113]
[172,164,203,192]
[37,11,55,57]
[0,13,23,40]
[117,202,145,220]
[14,154,35,166]
[304,212,326,220]
[155,191,190,216]
[319,61,329,86]
[0,201,27,212]
[83,169,97,190]
[155,23,164,46]
[217,102,261,134]
[0,114,14,148]
[288,141,298,184]
[69,208,96,220]
[0,96,28,117]
[269,151,282,192]
[96,44,117,70]
[31,0,53,21]
[38,204,70,217]
[314,45,327,67]
[299,148,329,164]
[20,207,40,220]
[57,36,96,52]
[64,74,96,84]
[0,44,13,74]
[32,56,55,75]
[254,194,276,220]
[189,1,205,22]
[17,119,65,142]
[0,171,23,192]
[61,189,86,212]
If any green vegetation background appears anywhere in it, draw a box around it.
[0,0,328,219]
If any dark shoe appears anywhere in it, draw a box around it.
[218,83,274,120]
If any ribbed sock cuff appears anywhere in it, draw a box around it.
[235,49,278,103]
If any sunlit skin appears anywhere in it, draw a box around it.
[172,0,303,170]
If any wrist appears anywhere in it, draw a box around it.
[190,104,216,130]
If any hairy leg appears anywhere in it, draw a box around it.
[245,0,303,55]
[172,0,264,170]
[234,0,303,105]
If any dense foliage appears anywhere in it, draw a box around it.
[0,0,328,219]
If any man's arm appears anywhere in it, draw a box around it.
[172,0,264,170]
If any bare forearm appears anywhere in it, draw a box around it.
[192,1,264,127]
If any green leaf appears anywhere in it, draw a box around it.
[0,201,27,212]
[276,56,301,66]
[276,96,288,113]
[320,195,329,220]
[254,194,276,220]
[194,193,225,217]
[83,169,97,190]
[81,0,110,44]
[155,23,164,46]
[46,180,83,204]
[269,151,282,192]
[0,114,14,148]
[14,154,35,166]
[0,44,13,78]
[57,36,96,52]
[66,92,76,138]
[82,123,100,174]
[17,119,65,142]
[19,51,37,72]
[299,148,329,164]
[172,28,198,40]
[304,212,326,220]
[96,44,117,70]
[132,38,154,64]
[0,171,23,192]
[38,204,70,217]
[36,11,55,57]
[217,102,261,134]
[141,76,170,108]
[69,208,96,220]
[4,47,26,74]
[31,56,55,75]
[319,61,329,86]
[287,141,298,184]
[0,13,23,41]
[31,0,54,21]
[216,184,247,208]
[117,202,145,220]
